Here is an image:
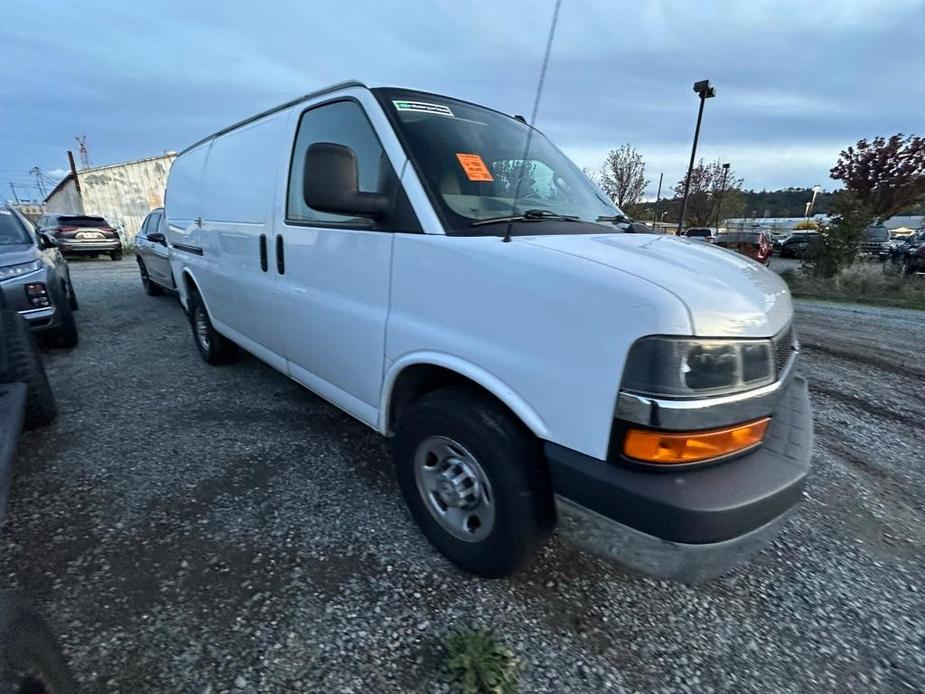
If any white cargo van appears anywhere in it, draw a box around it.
[165,81,812,581]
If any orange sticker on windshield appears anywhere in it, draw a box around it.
[456,153,494,182]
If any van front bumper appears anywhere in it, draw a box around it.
[546,375,812,582]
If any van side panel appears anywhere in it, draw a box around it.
[165,143,208,232]
[198,115,290,364]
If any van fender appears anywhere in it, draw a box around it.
[178,267,209,315]
[380,352,550,440]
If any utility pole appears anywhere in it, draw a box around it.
[8,182,21,203]
[713,162,730,232]
[75,135,90,169]
[67,150,82,194]
[652,172,663,230]
[30,167,47,198]
[678,79,716,235]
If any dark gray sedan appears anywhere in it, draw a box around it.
[0,207,79,347]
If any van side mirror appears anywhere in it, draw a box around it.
[148,231,166,245]
[38,233,57,249]
[303,142,389,218]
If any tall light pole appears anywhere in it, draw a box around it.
[713,162,730,232]
[677,79,716,234]
[806,184,821,218]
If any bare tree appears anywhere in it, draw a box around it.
[673,159,744,227]
[599,144,649,210]
[581,166,600,185]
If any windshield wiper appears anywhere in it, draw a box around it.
[595,214,632,224]
[471,209,581,227]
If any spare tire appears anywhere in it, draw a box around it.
[0,594,77,694]
[0,310,57,430]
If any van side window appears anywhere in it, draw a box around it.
[287,100,395,229]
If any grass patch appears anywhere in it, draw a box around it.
[444,629,520,694]
[781,262,925,310]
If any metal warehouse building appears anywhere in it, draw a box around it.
[44,152,176,243]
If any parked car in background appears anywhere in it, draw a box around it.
[36,213,123,260]
[770,229,792,251]
[165,82,812,582]
[778,231,821,259]
[0,207,79,347]
[715,230,773,265]
[858,224,891,261]
[890,228,925,266]
[135,207,175,295]
[901,230,925,276]
[683,226,715,243]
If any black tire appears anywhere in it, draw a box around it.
[0,310,57,429]
[109,250,123,261]
[0,594,77,694]
[137,259,163,296]
[66,279,78,311]
[49,298,78,350]
[187,290,236,365]
[394,386,555,577]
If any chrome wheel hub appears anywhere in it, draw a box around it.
[414,435,494,542]
[194,307,210,350]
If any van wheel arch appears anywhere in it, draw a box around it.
[387,364,534,438]
[182,270,199,297]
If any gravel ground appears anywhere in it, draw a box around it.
[1,260,923,693]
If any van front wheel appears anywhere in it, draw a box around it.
[187,291,236,365]
[394,386,554,577]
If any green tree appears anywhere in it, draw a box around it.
[813,133,925,276]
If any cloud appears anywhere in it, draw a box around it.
[1,0,923,196]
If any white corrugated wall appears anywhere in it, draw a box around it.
[76,154,176,243]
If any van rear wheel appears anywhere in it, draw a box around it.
[394,386,554,577]
[187,290,236,365]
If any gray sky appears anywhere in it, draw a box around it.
[3,0,924,201]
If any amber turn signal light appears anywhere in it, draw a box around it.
[623,417,771,465]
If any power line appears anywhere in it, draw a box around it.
[29,167,47,197]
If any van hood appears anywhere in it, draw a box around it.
[519,234,792,337]
[0,245,40,268]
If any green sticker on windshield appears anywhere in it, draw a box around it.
[393,100,454,117]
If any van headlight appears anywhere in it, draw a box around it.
[0,260,43,281]
[622,337,775,398]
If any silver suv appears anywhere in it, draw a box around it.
[0,207,79,347]
[134,208,175,295]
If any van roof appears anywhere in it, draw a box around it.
[178,82,529,159]
[178,80,367,156]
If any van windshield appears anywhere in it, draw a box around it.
[375,88,625,236]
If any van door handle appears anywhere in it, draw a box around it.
[275,234,285,275]
[259,234,268,272]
